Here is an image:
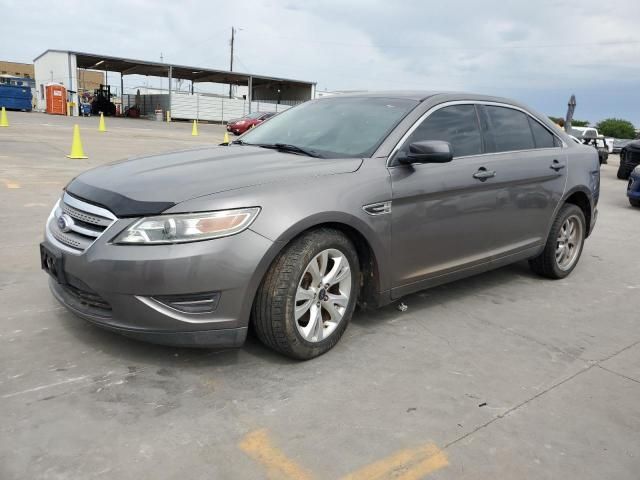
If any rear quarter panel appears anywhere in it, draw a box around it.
[558,142,600,235]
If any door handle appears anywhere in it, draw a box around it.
[550,159,566,171]
[472,167,496,181]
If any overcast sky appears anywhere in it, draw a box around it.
[2,0,639,124]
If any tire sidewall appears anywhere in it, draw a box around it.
[283,233,360,357]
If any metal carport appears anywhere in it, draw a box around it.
[34,49,315,118]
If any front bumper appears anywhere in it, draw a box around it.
[43,226,274,348]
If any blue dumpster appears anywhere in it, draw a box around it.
[0,84,32,111]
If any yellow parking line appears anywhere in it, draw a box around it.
[239,429,314,480]
[342,443,448,480]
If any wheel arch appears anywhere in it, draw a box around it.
[247,214,388,322]
[562,187,593,237]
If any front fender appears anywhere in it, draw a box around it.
[168,166,393,309]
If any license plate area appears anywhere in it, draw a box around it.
[40,243,67,285]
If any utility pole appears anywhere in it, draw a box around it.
[565,94,576,133]
[160,52,164,93]
[229,27,235,98]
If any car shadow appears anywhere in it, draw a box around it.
[351,260,537,327]
[60,260,538,368]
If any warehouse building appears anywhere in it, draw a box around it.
[33,50,315,120]
[2,59,104,108]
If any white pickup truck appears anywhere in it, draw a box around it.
[569,127,611,165]
[569,126,614,152]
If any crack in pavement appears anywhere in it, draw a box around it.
[597,364,640,385]
[441,338,640,451]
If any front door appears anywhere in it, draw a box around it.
[389,104,505,293]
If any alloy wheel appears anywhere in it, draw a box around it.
[555,215,583,271]
[294,248,352,342]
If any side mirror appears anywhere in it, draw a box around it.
[398,140,453,164]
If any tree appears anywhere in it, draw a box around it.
[569,119,590,127]
[596,118,636,139]
[548,116,589,127]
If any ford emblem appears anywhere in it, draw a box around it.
[57,214,74,233]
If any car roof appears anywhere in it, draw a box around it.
[317,90,528,106]
[325,91,442,101]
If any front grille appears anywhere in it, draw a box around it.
[62,283,112,311]
[47,193,117,253]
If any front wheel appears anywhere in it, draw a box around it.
[630,198,640,208]
[529,204,586,279]
[252,228,360,360]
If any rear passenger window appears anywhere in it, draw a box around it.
[484,106,535,152]
[528,117,560,148]
[405,105,482,157]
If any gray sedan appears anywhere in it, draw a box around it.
[41,92,600,359]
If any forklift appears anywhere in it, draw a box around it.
[90,84,117,116]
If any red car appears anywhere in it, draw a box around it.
[226,111,275,135]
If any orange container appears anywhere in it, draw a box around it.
[46,84,67,115]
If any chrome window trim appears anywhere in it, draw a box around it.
[387,100,567,166]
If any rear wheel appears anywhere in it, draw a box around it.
[252,228,360,360]
[630,198,640,208]
[529,204,586,279]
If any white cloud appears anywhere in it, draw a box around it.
[2,0,639,122]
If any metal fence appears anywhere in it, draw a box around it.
[122,93,299,122]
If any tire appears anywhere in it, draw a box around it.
[252,228,360,360]
[617,154,634,179]
[529,204,586,279]
[599,152,608,165]
[630,198,640,208]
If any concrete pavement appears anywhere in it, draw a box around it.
[1,111,638,479]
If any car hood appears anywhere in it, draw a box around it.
[66,146,363,217]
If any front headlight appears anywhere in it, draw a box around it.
[113,207,260,244]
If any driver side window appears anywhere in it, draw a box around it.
[403,104,483,158]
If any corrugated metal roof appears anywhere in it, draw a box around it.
[33,49,314,87]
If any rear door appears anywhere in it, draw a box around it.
[477,104,567,254]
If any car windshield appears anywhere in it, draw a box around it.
[243,112,264,119]
[238,97,418,158]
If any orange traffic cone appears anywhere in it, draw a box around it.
[67,125,88,159]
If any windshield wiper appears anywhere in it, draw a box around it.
[257,143,322,158]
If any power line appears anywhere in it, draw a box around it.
[243,33,640,51]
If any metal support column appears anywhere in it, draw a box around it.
[168,65,173,119]
[120,73,124,115]
[247,76,253,114]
